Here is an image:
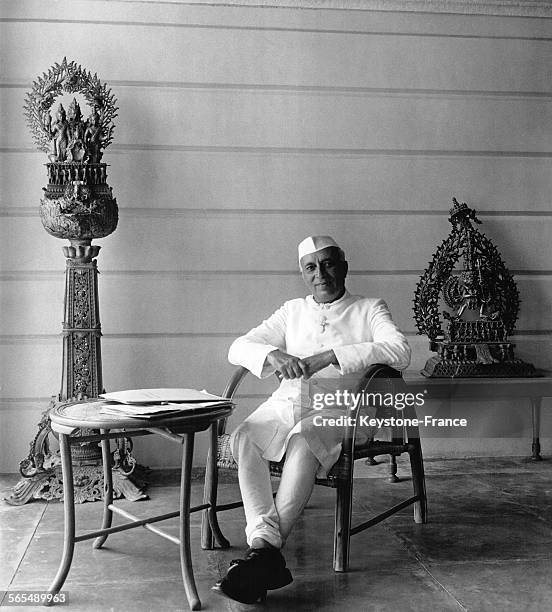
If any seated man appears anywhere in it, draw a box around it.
[214,236,411,603]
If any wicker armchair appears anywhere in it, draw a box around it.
[201,363,427,572]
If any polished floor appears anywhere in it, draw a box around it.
[1,456,552,612]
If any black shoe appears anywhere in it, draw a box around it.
[212,578,267,605]
[212,547,293,604]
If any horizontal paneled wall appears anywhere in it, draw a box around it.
[5,87,552,150]
[4,151,552,213]
[1,0,551,472]
[2,214,551,271]
[3,335,552,397]
[3,4,552,90]
[2,274,552,335]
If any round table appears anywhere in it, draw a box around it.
[47,398,233,611]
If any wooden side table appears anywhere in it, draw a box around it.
[403,372,552,460]
[47,399,233,611]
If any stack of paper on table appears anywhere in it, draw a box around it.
[97,388,231,419]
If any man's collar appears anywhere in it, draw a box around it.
[307,289,351,309]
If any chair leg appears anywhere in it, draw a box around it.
[409,440,427,524]
[201,425,216,550]
[387,454,400,483]
[200,509,214,550]
[333,482,353,572]
[94,430,113,549]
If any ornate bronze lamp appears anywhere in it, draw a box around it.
[414,198,536,378]
[7,59,146,504]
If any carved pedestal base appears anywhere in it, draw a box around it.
[422,338,537,378]
[5,464,149,506]
[7,244,148,505]
[422,355,537,378]
[5,397,149,506]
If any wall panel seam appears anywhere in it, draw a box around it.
[2,17,552,41]
[2,270,552,279]
[3,207,552,218]
[79,0,552,19]
[1,398,52,403]
[3,146,552,158]
[4,82,552,100]
[0,403,52,412]
[2,331,551,342]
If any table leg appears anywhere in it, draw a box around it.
[202,423,230,549]
[531,397,543,461]
[94,430,114,549]
[180,433,201,611]
[47,434,75,599]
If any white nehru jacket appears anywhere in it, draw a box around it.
[228,291,411,473]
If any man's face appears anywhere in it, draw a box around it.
[300,247,348,303]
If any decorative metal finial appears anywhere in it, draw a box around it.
[23,57,118,162]
[23,58,119,249]
[448,197,480,225]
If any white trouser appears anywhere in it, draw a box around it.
[232,427,320,549]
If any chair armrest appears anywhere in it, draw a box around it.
[222,364,405,446]
[218,366,280,436]
[222,366,249,400]
[216,367,248,436]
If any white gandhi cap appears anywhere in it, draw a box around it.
[298,235,341,262]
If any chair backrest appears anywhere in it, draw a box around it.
[338,364,408,455]
[354,363,402,392]
[355,364,410,421]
